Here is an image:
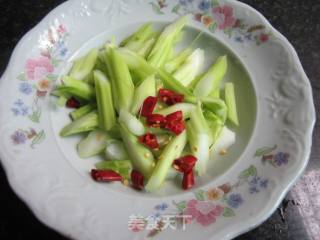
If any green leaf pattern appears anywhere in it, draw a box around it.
[254,145,277,156]
[239,165,257,179]
[194,189,206,201]
[223,207,235,217]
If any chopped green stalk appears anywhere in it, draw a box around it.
[119,123,155,178]
[57,96,68,107]
[187,104,211,176]
[120,23,155,47]
[202,97,227,123]
[70,104,96,121]
[147,16,188,68]
[131,74,156,115]
[224,82,239,126]
[155,103,196,119]
[117,48,156,82]
[204,111,224,146]
[94,70,116,131]
[210,89,220,98]
[60,76,95,100]
[83,72,94,85]
[172,48,204,87]
[164,48,193,73]
[188,72,204,90]
[69,48,98,81]
[157,69,196,103]
[94,50,107,73]
[193,55,227,99]
[96,160,132,179]
[105,139,129,160]
[119,109,145,136]
[105,47,135,111]
[107,123,122,139]
[51,88,72,98]
[124,34,157,57]
[51,88,71,107]
[145,130,187,192]
[136,38,156,58]
[77,129,111,158]
[60,110,98,137]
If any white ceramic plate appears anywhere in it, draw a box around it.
[0,0,315,239]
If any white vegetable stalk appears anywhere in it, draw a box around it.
[172,48,205,87]
[77,130,111,158]
[187,103,211,176]
[119,109,145,136]
[210,127,235,159]
[105,139,129,160]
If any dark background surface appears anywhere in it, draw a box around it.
[0,0,319,239]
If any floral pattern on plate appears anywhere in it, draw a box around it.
[129,158,274,237]
[255,145,290,167]
[11,24,69,148]
[128,145,288,237]
[150,0,272,45]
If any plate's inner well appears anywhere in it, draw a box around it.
[50,22,257,197]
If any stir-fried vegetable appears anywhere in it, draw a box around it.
[172,48,204,87]
[94,70,116,131]
[104,47,134,111]
[56,16,239,192]
[119,123,155,178]
[70,103,96,121]
[193,55,227,99]
[147,16,188,68]
[77,129,111,158]
[145,130,187,192]
[187,104,211,176]
[58,76,95,100]
[69,49,98,81]
[60,110,98,137]
[225,82,239,126]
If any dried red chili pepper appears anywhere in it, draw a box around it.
[158,89,184,105]
[173,155,197,173]
[140,96,157,117]
[139,133,159,149]
[91,169,123,182]
[146,114,166,128]
[166,94,184,105]
[165,111,183,123]
[158,88,174,100]
[131,170,144,190]
[66,97,80,108]
[164,111,185,135]
[165,120,185,135]
[182,171,195,190]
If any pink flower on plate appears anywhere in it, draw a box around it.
[57,24,67,35]
[212,5,236,30]
[259,33,269,43]
[183,199,224,226]
[25,56,54,80]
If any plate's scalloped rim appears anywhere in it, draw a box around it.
[210,1,316,239]
[0,0,316,240]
